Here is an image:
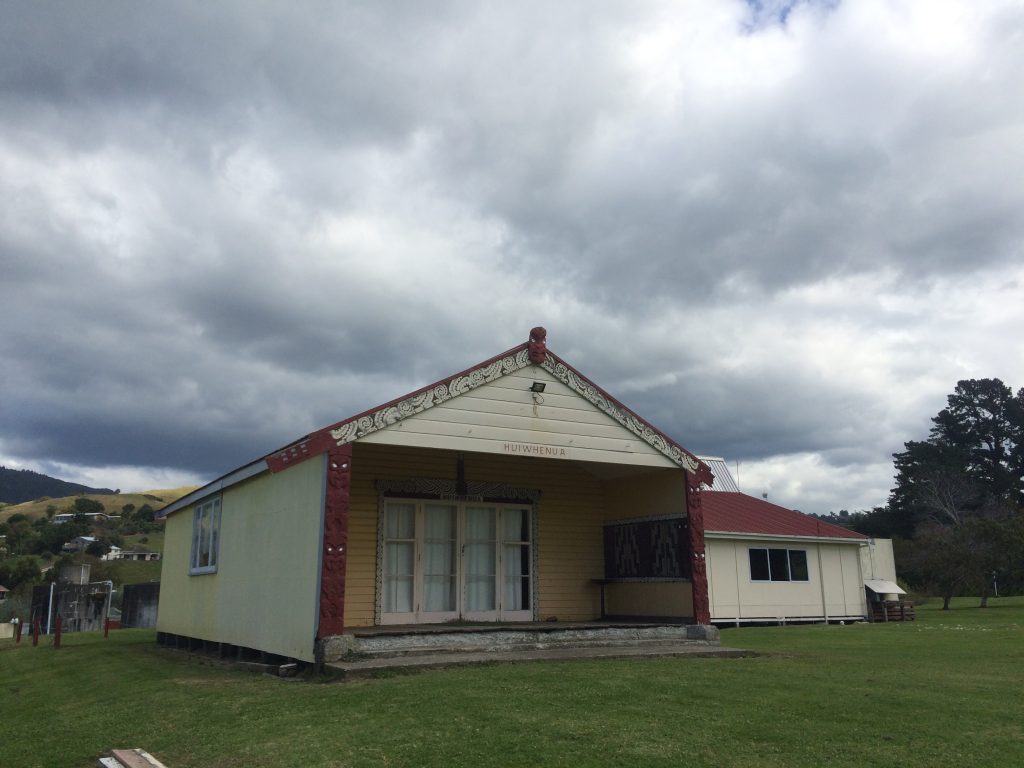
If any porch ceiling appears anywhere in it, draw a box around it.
[574,461,679,480]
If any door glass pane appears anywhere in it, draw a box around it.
[423,504,456,612]
[386,503,415,539]
[500,508,531,611]
[502,543,531,611]
[384,503,416,614]
[464,506,496,611]
[503,508,530,542]
[383,542,414,612]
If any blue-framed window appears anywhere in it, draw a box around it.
[190,497,221,574]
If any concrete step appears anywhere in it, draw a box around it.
[327,643,752,679]
[333,624,720,660]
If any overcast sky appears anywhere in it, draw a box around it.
[2,0,1023,513]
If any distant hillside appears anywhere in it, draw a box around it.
[0,486,199,523]
[0,466,115,505]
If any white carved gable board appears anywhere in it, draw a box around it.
[350,356,678,469]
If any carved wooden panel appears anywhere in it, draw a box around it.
[687,473,711,624]
[318,443,352,637]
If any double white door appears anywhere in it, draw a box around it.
[381,500,533,624]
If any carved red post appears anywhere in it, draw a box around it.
[104,618,110,639]
[54,614,62,649]
[686,472,711,625]
[32,618,40,646]
[318,443,352,638]
[15,618,22,644]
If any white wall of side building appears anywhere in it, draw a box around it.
[860,538,898,582]
[706,537,867,623]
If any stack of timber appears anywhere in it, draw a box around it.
[870,601,916,622]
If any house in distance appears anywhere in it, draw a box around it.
[156,328,896,664]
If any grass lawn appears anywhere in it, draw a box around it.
[122,529,165,553]
[104,557,163,585]
[3,597,1023,768]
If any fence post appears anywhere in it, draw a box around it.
[14,618,22,644]
[54,614,62,649]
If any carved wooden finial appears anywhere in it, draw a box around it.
[528,326,547,364]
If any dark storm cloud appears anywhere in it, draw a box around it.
[1,1,1023,511]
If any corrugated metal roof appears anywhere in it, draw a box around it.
[703,491,867,540]
[696,456,741,492]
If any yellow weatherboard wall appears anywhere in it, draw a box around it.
[602,468,692,618]
[343,444,693,628]
[604,581,694,618]
[158,455,325,661]
[344,443,622,627]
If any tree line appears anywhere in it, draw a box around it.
[824,378,1024,608]
[0,466,114,505]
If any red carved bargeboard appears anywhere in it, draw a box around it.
[319,443,352,637]
[686,472,711,625]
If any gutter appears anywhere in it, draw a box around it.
[157,459,269,518]
[704,531,867,545]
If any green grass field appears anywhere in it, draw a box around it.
[3,597,1022,768]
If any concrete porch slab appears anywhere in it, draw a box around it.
[327,643,753,678]
[321,622,721,661]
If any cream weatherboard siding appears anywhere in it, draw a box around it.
[860,537,897,582]
[705,537,866,622]
[158,455,325,662]
[357,366,677,469]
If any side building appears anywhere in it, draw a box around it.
[699,457,872,625]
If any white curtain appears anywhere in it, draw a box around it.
[464,507,496,611]
[383,504,416,613]
[383,542,414,613]
[502,509,530,611]
[423,505,456,612]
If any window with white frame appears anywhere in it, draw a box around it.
[190,497,221,574]
[749,547,809,582]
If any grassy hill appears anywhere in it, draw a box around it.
[0,486,198,523]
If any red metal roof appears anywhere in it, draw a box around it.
[702,492,866,540]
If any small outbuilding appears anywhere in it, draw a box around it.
[699,457,876,625]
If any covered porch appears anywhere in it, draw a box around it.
[315,440,708,662]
